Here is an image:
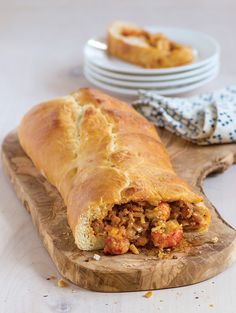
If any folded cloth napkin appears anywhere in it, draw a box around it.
[132,86,236,145]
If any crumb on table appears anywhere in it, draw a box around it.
[57,279,69,288]
[46,275,56,281]
[144,291,153,298]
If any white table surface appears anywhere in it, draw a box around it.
[0,1,236,312]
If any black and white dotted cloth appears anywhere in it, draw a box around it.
[132,86,236,145]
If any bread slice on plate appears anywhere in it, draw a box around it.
[107,21,194,69]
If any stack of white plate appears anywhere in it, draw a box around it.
[84,27,220,96]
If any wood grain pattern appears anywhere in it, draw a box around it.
[2,130,236,292]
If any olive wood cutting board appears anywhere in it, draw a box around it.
[2,130,236,292]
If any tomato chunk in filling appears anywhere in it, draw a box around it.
[103,227,130,255]
[91,201,203,255]
[151,220,183,249]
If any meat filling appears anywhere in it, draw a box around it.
[92,201,204,255]
[121,28,177,51]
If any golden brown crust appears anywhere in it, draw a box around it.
[107,21,194,68]
[18,88,207,251]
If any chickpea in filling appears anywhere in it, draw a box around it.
[91,201,204,255]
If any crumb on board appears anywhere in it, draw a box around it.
[211,237,219,244]
[143,291,153,298]
[158,250,166,259]
[130,244,140,255]
[209,304,214,308]
[46,275,56,281]
[57,279,69,288]
[93,254,101,261]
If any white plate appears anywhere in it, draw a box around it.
[84,64,219,88]
[85,57,219,82]
[84,27,220,75]
[85,69,218,96]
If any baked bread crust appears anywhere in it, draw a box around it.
[107,21,194,68]
[18,88,209,251]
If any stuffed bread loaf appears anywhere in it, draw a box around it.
[18,88,210,255]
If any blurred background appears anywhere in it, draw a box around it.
[1,0,236,135]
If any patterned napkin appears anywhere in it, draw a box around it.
[132,86,236,145]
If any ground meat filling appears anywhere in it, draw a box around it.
[91,201,203,255]
[121,29,177,51]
